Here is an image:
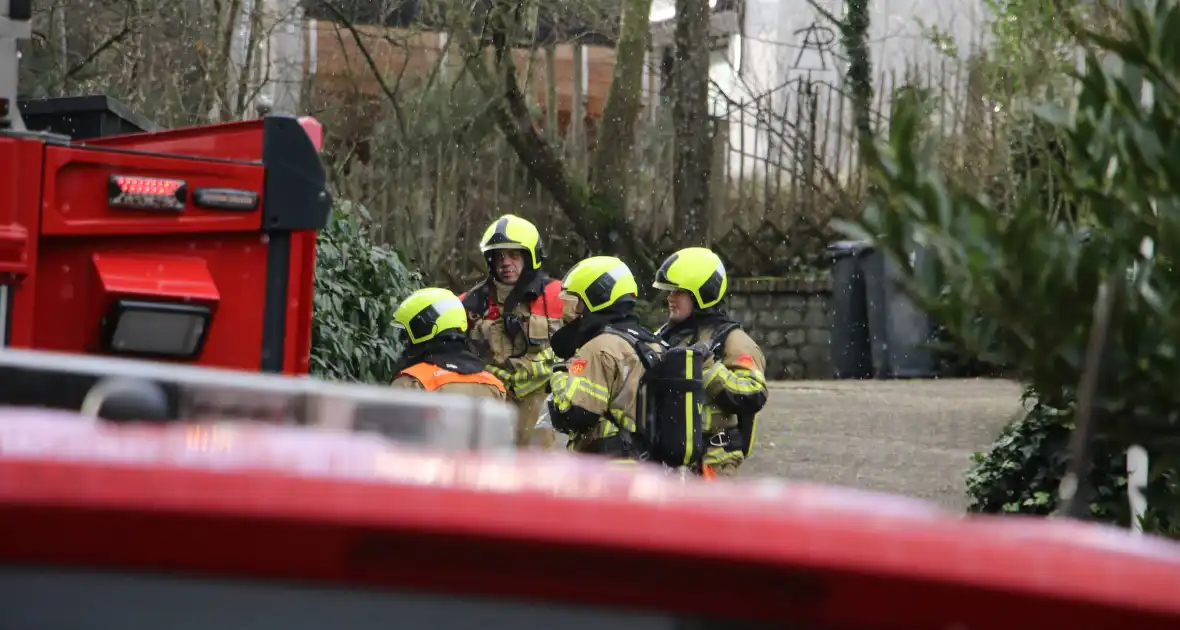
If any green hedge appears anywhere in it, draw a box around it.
[632,297,667,331]
[310,200,421,384]
[966,387,1180,537]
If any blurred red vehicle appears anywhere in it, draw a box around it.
[0,350,1178,630]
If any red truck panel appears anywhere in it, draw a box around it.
[0,137,42,278]
[2,115,330,375]
[39,145,264,236]
[30,239,268,370]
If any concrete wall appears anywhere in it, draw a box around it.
[726,276,832,380]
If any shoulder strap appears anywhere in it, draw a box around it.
[459,280,492,314]
[654,322,671,339]
[603,326,662,370]
[707,321,742,361]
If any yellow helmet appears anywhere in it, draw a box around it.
[479,214,544,270]
[561,256,638,313]
[392,287,468,344]
[652,247,728,309]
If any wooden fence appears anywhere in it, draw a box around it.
[327,49,1006,285]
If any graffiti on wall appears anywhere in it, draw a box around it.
[791,21,839,71]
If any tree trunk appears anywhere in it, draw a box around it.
[202,0,244,121]
[669,0,712,244]
[54,3,69,92]
[587,0,655,245]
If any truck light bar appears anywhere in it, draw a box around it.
[104,300,211,359]
[108,175,187,211]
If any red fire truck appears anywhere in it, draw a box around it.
[2,0,329,375]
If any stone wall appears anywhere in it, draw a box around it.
[726,276,832,380]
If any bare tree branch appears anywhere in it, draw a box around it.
[1058,273,1121,520]
[215,0,244,120]
[319,0,410,139]
[60,19,136,85]
[447,13,603,237]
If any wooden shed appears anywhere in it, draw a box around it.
[303,19,619,144]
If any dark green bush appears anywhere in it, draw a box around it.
[633,297,667,331]
[310,200,421,384]
[966,388,1125,520]
[966,386,1180,534]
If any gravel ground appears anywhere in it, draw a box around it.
[744,378,1025,511]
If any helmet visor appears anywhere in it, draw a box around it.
[391,326,409,350]
[481,242,528,252]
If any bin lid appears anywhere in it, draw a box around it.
[826,240,873,259]
[17,95,158,133]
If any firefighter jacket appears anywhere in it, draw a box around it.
[461,273,564,400]
[547,314,661,458]
[658,314,768,468]
[392,362,507,401]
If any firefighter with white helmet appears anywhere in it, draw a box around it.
[460,215,566,447]
[653,247,768,477]
[391,287,507,400]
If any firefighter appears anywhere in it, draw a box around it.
[545,256,664,463]
[653,247,767,478]
[391,287,507,400]
[460,214,566,448]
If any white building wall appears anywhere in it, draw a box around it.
[263,0,306,117]
[707,0,989,180]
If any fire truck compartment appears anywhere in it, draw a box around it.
[92,254,219,359]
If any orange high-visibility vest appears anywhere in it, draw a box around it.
[399,363,506,393]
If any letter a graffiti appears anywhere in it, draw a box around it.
[792,22,837,70]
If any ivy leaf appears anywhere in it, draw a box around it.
[310,200,422,384]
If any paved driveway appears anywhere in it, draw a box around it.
[745,379,1024,511]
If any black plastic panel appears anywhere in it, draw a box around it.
[18,95,157,140]
[259,231,290,373]
[260,116,332,231]
[10,0,32,20]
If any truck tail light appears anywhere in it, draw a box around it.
[104,300,211,359]
[108,175,187,211]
